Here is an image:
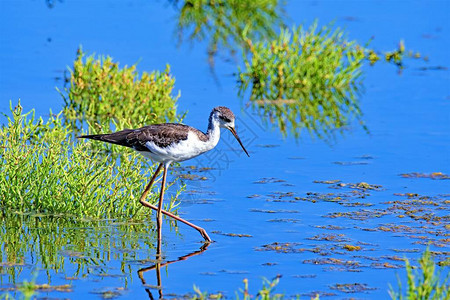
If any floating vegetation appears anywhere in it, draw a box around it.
[267,218,301,223]
[262,262,278,266]
[370,262,403,269]
[219,269,249,275]
[31,284,72,292]
[303,257,361,271]
[59,48,181,134]
[256,242,303,254]
[326,209,389,220]
[343,245,362,251]
[292,274,316,279]
[253,177,287,184]
[411,238,448,248]
[250,209,300,214]
[313,225,346,230]
[400,172,450,180]
[176,165,216,173]
[178,174,209,181]
[437,257,450,267]
[391,248,421,253]
[330,283,376,293]
[238,22,366,140]
[298,191,370,205]
[211,231,253,238]
[307,234,350,243]
[338,182,383,191]
[313,180,383,192]
[91,287,126,299]
[313,180,341,184]
[384,193,450,225]
[381,256,406,262]
[333,160,369,166]
[266,191,297,202]
[377,224,421,233]
[247,194,262,198]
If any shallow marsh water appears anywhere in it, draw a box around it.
[1,0,449,299]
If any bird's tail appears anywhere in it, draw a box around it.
[77,129,134,148]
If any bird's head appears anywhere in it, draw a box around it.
[211,106,250,157]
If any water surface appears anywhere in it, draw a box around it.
[0,0,449,299]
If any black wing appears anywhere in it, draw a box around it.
[126,124,197,151]
[77,129,136,148]
[78,124,207,152]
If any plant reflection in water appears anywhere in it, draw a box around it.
[0,213,156,285]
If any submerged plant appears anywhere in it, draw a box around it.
[389,248,449,300]
[238,22,367,141]
[59,48,181,133]
[0,102,180,220]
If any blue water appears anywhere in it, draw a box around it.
[1,0,449,299]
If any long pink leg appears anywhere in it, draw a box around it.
[139,163,163,203]
[139,164,212,242]
[156,166,167,244]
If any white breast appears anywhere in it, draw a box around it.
[138,130,220,164]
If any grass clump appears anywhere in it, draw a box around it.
[0,102,178,220]
[59,48,181,133]
[237,22,366,141]
[389,248,449,300]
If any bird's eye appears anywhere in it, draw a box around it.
[219,115,231,123]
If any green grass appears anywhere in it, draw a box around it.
[59,47,181,134]
[389,248,449,300]
[0,102,180,220]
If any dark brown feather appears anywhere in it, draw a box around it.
[77,124,208,152]
[77,129,135,148]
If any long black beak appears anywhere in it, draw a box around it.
[228,127,250,157]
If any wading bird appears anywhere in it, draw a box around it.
[78,106,249,242]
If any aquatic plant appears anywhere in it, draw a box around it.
[59,48,181,133]
[238,22,366,140]
[367,40,423,68]
[175,0,284,64]
[389,248,449,300]
[0,102,180,220]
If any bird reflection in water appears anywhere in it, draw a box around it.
[138,241,210,299]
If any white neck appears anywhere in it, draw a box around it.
[204,115,221,150]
